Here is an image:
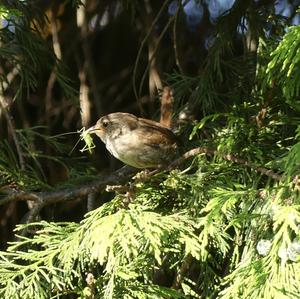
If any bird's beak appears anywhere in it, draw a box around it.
[86,125,99,134]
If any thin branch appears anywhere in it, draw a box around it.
[144,0,163,106]
[105,184,134,193]
[0,189,40,206]
[138,13,175,100]
[2,67,19,94]
[0,90,26,170]
[0,146,282,220]
[78,0,103,116]
[78,65,91,127]
[172,253,193,289]
[45,7,62,127]
[160,86,174,128]
[77,0,91,127]
[85,273,95,299]
[172,3,185,75]
[50,8,62,60]
[137,0,189,101]
[132,0,170,114]
[87,193,97,212]
[222,153,282,181]
[170,146,282,181]
[0,166,136,224]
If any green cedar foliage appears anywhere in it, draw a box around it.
[1,1,300,299]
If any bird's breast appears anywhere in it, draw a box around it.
[105,132,141,166]
[104,128,177,168]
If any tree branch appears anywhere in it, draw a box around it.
[172,253,193,289]
[0,146,282,222]
[170,147,282,181]
[0,166,136,218]
[0,91,25,170]
[132,0,170,114]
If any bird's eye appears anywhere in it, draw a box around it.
[102,120,109,128]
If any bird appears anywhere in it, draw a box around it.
[87,112,178,168]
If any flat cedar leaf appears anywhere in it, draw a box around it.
[116,270,139,280]
[181,282,201,298]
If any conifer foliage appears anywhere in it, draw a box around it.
[1,0,300,298]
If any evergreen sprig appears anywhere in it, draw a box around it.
[0,202,204,298]
[266,25,300,108]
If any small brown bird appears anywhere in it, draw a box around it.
[87,112,178,168]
